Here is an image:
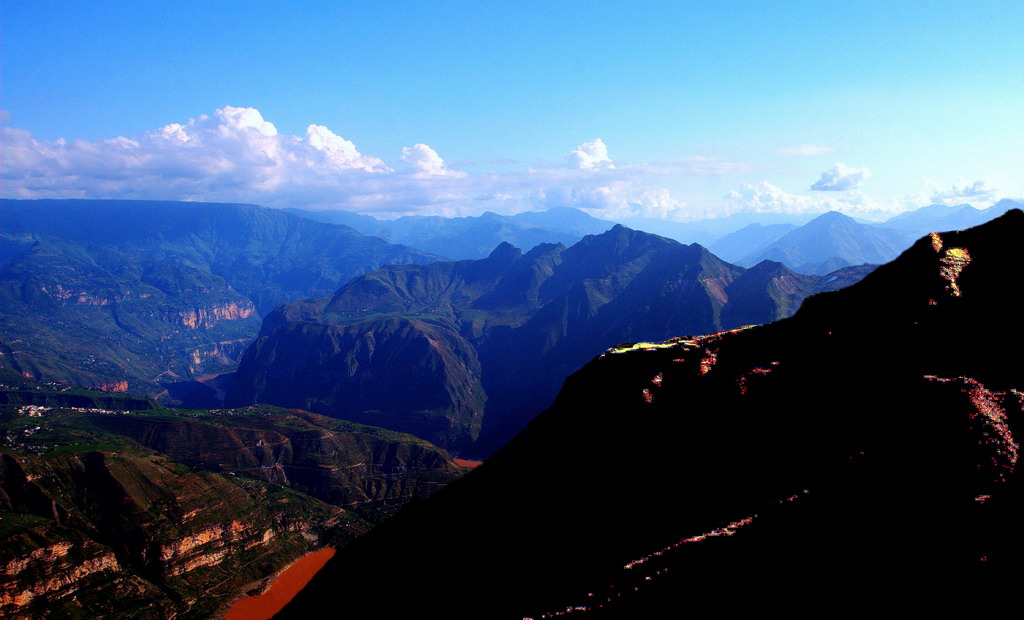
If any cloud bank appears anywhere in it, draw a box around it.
[2,106,1002,222]
[725,180,916,219]
[2,106,391,204]
[930,180,996,205]
[0,107,727,219]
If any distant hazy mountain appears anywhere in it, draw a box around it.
[738,210,913,274]
[286,206,824,253]
[280,207,386,234]
[0,199,438,394]
[708,200,1024,273]
[508,206,619,236]
[881,199,1022,237]
[618,211,817,246]
[227,225,871,454]
[707,222,798,263]
[284,206,617,259]
[280,209,1024,619]
[2,200,438,314]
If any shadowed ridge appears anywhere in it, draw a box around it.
[278,210,1024,618]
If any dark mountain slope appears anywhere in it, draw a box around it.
[229,226,872,454]
[279,210,1024,618]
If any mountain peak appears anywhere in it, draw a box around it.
[807,210,854,225]
[748,258,794,274]
[487,241,523,261]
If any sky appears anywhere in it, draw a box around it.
[2,1,1023,221]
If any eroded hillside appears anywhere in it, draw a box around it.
[0,385,462,618]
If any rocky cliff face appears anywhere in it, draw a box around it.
[0,198,440,401]
[0,443,355,619]
[92,408,462,508]
[0,236,262,396]
[166,301,257,330]
[232,317,487,450]
[280,210,1024,618]
[0,520,169,618]
[0,392,463,618]
[229,225,874,453]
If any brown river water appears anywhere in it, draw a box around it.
[225,459,482,617]
[224,547,336,620]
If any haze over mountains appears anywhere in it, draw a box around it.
[284,206,617,259]
[281,209,1024,618]
[289,198,1022,272]
[0,200,439,315]
[710,199,1022,274]
[2,197,1014,451]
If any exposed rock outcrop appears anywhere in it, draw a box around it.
[1,394,462,618]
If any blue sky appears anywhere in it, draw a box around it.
[3,1,1022,220]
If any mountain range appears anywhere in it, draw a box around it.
[0,199,438,395]
[5,198,1012,402]
[283,206,617,259]
[712,200,1022,275]
[226,224,874,454]
[280,209,1024,618]
[2,197,1020,617]
[731,210,913,274]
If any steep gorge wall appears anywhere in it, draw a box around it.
[0,447,350,619]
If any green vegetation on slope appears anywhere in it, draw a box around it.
[0,199,439,399]
[0,385,463,619]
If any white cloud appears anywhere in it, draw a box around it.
[401,143,466,178]
[810,162,871,191]
[565,138,614,170]
[0,106,393,205]
[304,124,385,171]
[929,179,996,205]
[727,181,822,214]
[634,188,688,219]
[0,107,739,219]
[725,180,915,220]
[778,143,835,156]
